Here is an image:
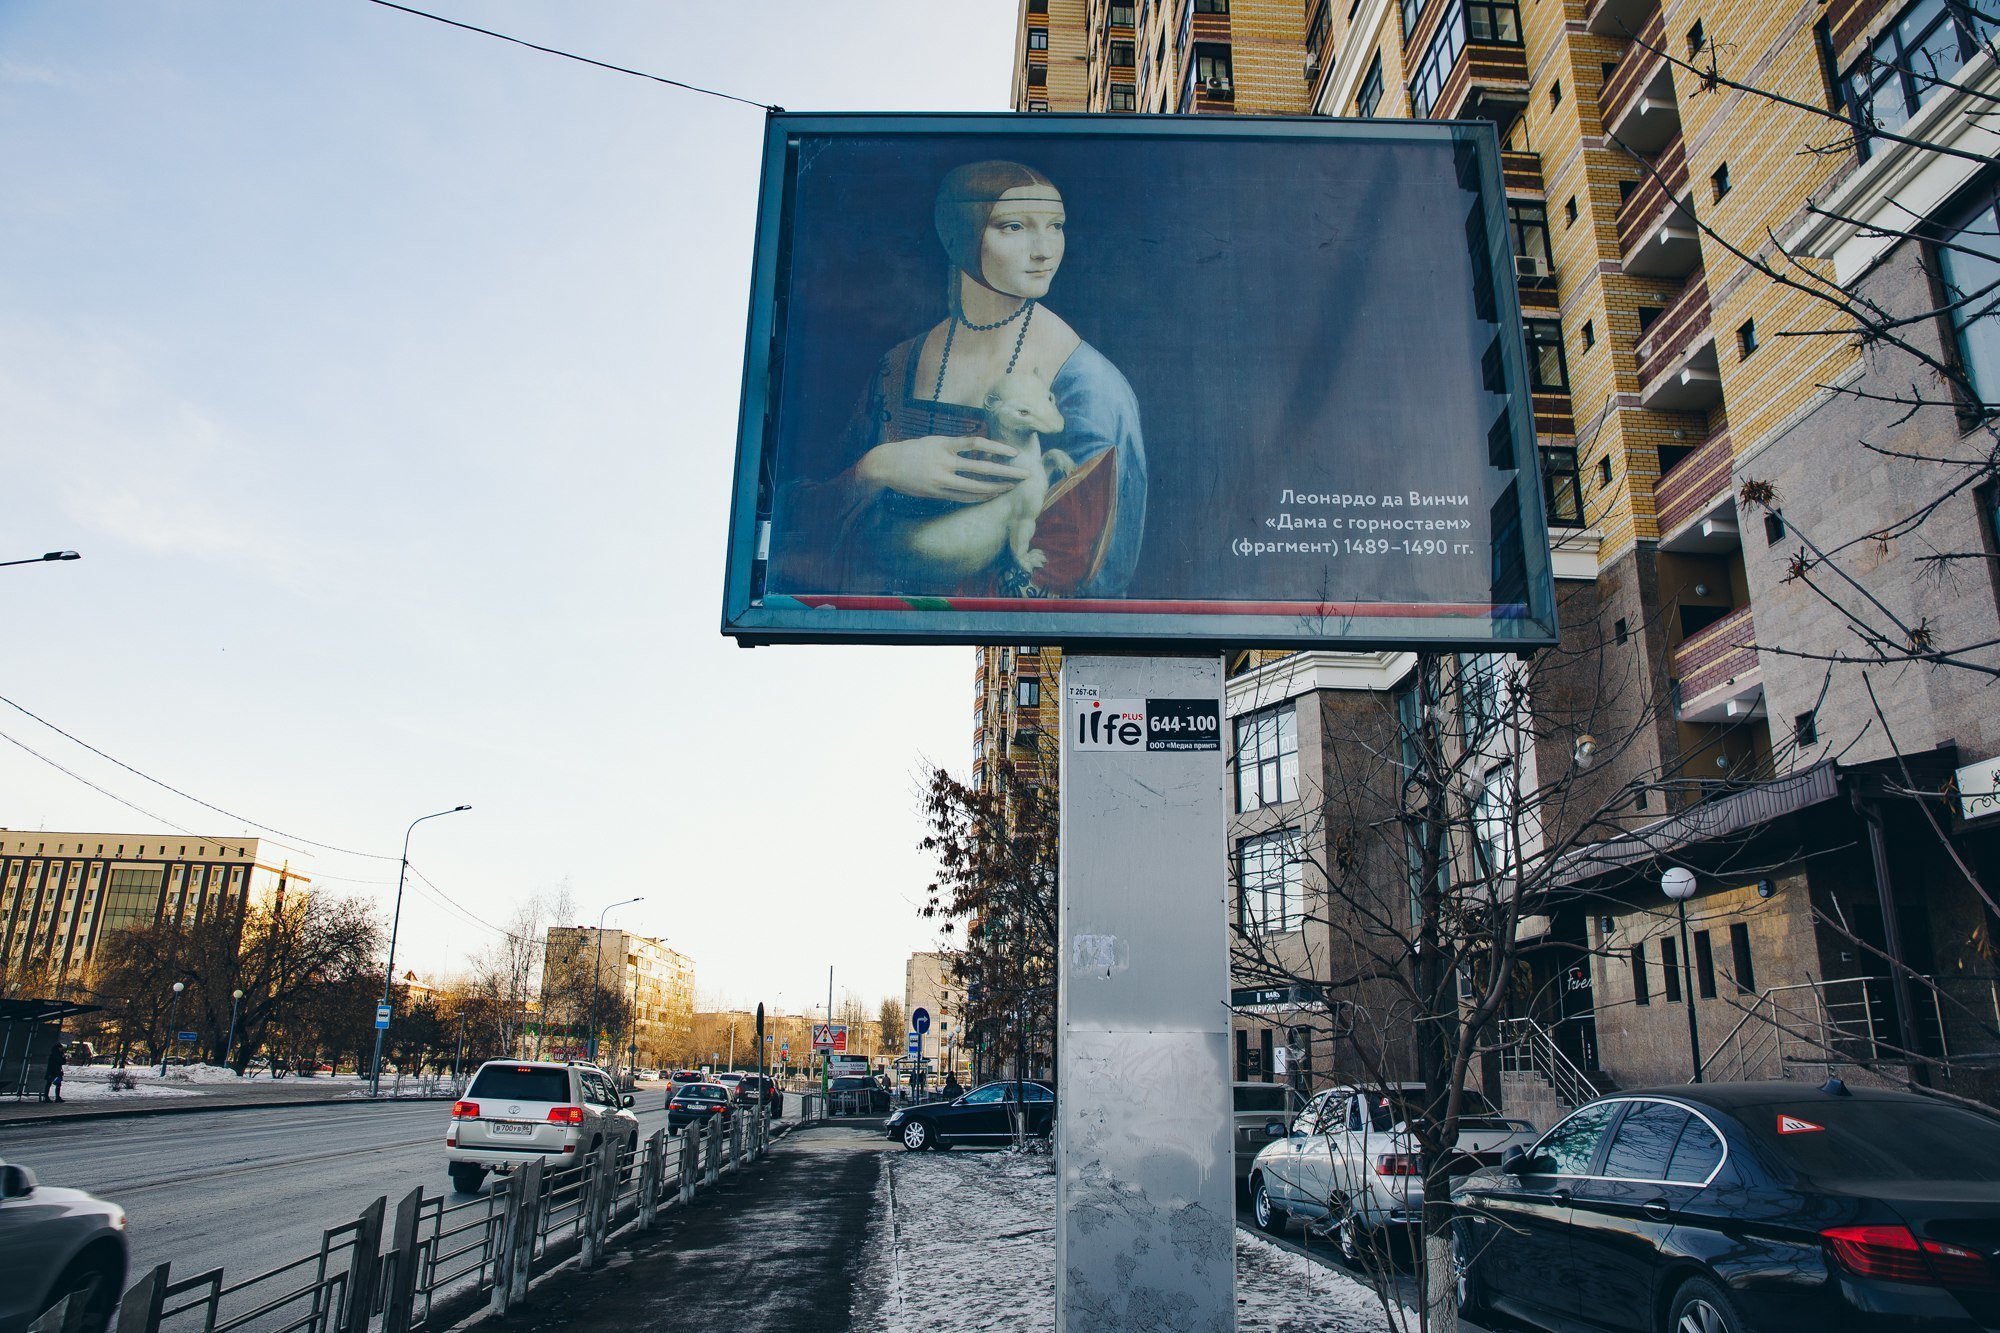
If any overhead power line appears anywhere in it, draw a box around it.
[0,692,397,860]
[361,0,783,112]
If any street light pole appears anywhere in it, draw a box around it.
[372,804,471,1096]
[1663,867,1704,1082]
[162,981,186,1076]
[587,897,643,1064]
[0,550,80,569]
[225,988,245,1073]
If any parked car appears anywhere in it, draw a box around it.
[667,1081,736,1131]
[1233,1082,1310,1194]
[668,1069,704,1086]
[1249,1083,1536,1263]
[1452,1080,2000,1332]
[732,1074,779,1108]
[444,1060,637,1194]
[886,1080,1055,1150]
[0,1157,128,1333]
[829,1074,891,1116]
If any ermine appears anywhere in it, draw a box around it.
[901,377,1074,580]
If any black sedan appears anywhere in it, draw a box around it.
[1452,1080,2000,1332]
[666,1081,735,1131]
[886,1080,1055,1151]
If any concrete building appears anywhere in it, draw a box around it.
[905,950,971,1081]
[541,927,693,1072]
[990,0,2000,1118]
[0,831,305,987]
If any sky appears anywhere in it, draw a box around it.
[0,1,1020,1014]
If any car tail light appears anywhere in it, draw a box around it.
[1823,1225,1997,1289]
[451,1101,480,1119]
[547,1105,585,1125]
[1374,1154,1421,1177]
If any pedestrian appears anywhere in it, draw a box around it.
[42,1041,64,1103]
[943,1071,963,1101]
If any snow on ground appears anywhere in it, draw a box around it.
[851,1147,1396,1332]
[42,1064,370,1102]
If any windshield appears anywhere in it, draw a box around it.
[1743,1099,2000,1184]
[677,1086,723,1101]
[469,1067,569,1102]
[1234,1086,1298,1113]
[1365,1088,1498,1132]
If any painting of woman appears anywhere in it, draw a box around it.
[773,160,1146,599]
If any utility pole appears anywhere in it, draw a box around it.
[823,965,833,1102]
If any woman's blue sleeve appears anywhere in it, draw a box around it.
[1052,345,1147,598]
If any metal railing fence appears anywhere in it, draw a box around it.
[85,1106,783,1333]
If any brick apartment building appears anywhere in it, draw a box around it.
[977,0,2000,1119]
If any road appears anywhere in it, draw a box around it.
[2,1093,677,1287]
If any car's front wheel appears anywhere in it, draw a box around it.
[1251,1176,1288,1234]
[449,1163,487,1194]
[45,1249,121,1333]
[1666,1276,1746,1333]
[900,1119,931,1151]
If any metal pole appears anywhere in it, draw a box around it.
[372,806,470,1097]
[1677,899,1704,1082]
[224,989,243,1072]
[586,898,642,1065]
[822,965,833,1102]
[161,984,184,1077]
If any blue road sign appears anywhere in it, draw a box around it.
[912,1007,931,1035]
[374,1004,392,1030]
[176,1031,198,1042]
[906,1032,921,1055]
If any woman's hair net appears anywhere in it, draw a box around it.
[933,161,1059,288]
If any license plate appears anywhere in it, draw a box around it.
[489,1122,534,1137]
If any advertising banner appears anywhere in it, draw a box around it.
[722,113,1557,649]
[811,1022,848,1052]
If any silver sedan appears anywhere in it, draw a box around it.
[0,1158,128,1333]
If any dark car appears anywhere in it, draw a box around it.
[1452,1080,2000,1333]
[732,1074,778,1108]
[666,1082,735,1131]
[885,1080,1055,1151]
[828,1074,891,1116]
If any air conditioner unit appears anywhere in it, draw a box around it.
[1206,76,1233,94]
[1305,51,1322,77]
[1515,254,1551,280]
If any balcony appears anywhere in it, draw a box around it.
[1501,150,1544,195]
[1656,426,1737,551]
[1433,43,1530,123]
[1586,0,1657,37]
[1635,274,1721,411]
[1671,604,1762,723]
[1600,11,1679,154]
[1617,136,1699,278]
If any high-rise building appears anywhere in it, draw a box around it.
[988,0,2000,1114]
[0,831,304,985]
[542,927,694,1072]
[1012,0,1314,116]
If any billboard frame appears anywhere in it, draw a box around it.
[721,111,1558,652]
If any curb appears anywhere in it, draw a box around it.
[0,1093,452,1127]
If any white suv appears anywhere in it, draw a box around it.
[445,1060,639,1194]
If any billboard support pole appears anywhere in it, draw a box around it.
[1057,653,1234,1330]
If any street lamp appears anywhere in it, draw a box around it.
[1662,866,1703,1082]
[587,897,644,1064]
[372,804,472,1095]
[162,981,186,1076]
[0,550,80,569]
[225,988,246,1073]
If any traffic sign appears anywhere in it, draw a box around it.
[906,1031,921,1056]
[811,1023,848,1052]
[374,1004,392,1030]
[176,1031,199,1042]
[911,1007,931,1035]
[780,1040,790,1053]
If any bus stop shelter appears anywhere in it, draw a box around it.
[0,997,101,1100]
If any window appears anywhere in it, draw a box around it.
[1666,1116,1724,1182]
[1028,27,1049,50]
[1027,64,1047,87]
[1234,704,1299,809]
[1401,0,1422,34]
[1308,0,1332,57]
[1468,0,1522,42]
[1936,183,2000,405]
[1028,0,1048,11]
[1765,511,1788,543]
[1844,0,1999,157]
[1582,319,1596,349]
[1408,0,1519,115]
[1355,52,1385,116]
[1238,829,1303,935]
[1543,446,1583,527]
[1196,44,1233,92]
[1615,617,1629,644]
[1729,922,1757,993]
[1525,319,1569,392]
[1603,1101,1693,1179]
[1686,19,1706,57]
[1028,99,1050,112]
[1473,763,1517,873]
[1549,78,1563,108]
[1661,935,1683,1002]
[1110,39,1136,65]
[1459,652,1507,729]
[1564,195,1578,225]
[1016,679,1040,708]
[1536,1101,1620,1175]
[1194,0,1230,11]
[1738,319,1759,358]
[1794,710,1818,745]
[1694,930,1718,998]
[1598,454,1613,486]
[1110,2,1136,23]
[1510,199,1552,273]
[1630,942,1651,1005]
[1109,83,1136,110]
[1711,161,1732,200]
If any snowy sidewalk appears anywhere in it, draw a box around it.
[851,1148,1397,1331]
[0,1063,450,1122]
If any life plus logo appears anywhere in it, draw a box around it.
[1071,695,1148,751]
[1068,687,1221,753]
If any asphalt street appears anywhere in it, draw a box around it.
[0,1093,676,1288]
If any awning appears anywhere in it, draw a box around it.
[1555,761,1842,886]
[0,997,103,1024]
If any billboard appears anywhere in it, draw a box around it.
[722,113,1557,649]
[810,1022,848,1052]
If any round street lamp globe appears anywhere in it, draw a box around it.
[172,981,186,993]
[1662,867,1698,902]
